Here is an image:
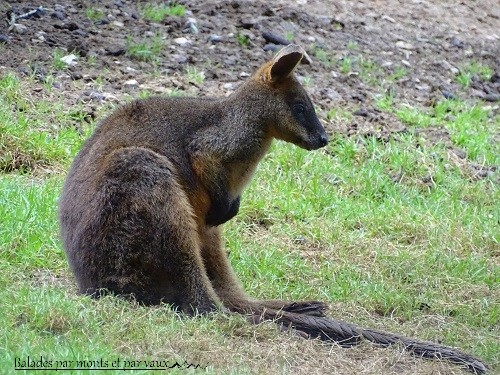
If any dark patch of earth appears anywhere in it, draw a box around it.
[0,0,498,179]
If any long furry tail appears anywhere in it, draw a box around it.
[253,309,488,374]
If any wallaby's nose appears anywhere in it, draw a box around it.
[319,134,329,147]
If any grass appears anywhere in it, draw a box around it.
[376,95,499,165]
[235,32,250,47]
[456,61,494,88]
[185,66,206,86]
[125,35,163,63]
[85,7,105,23]
[141,3,186,22]
[0,65,498,375]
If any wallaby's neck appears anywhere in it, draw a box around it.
[219,80,274,136]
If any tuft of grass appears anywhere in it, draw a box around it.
[85,7,105,22]
[313,47,331,66]
[235,32,250,47]
[125,35,163,63]
[141,3,186,22]
[456,61,494,88]
[0,74,90,174]
[379,98,499,165]
[51,49,67,71]
[185,66,205,86]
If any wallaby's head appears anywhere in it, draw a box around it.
[253,44,328,150]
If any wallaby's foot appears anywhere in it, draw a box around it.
[280,301,328,317]
[260,300,328,317]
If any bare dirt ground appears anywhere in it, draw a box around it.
[0,1,498,374]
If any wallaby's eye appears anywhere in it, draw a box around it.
[293,103,305,114]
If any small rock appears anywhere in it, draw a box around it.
[112,20,124,27]
[483,93,500,102]
[171,54,188,64]
[70,71,83,80]
[174,37,191,46]
[381,61,393,68]
[381,14,396,23]
[222,83,234,90]
[239,16,257,29]
[325,87,342,101]
[12,24,28,34]
[441,90,455,100]
[263,44,280,52]
[441,60,459,74]
[60,54,78,66]
[401,59,411,67]
[51,11,66,20]
[415,84,431,91]
[208,34,223,43]
[89,91,105,101]
[124,79,139,87]
[395,41,415,50]
[239,72,250,78]
[0,34,10,43]
[450,36,464,48]
[63,22,79,31]
[106,45,126,56]
[184,17,198,34]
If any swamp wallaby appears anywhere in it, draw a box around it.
[59,45,487,374]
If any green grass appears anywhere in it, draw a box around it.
[0,72,498,374]
[126,35,163,63]
[85,7,105,22]
[141,3,186,22]
[185,66,205,86]
[376,96,499,165]
[0,74,90,174]
[456,61,494,88]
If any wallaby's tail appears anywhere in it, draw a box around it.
[253,309,488,374]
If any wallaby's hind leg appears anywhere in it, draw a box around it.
[199,226,327,317]
[67,147,219,315]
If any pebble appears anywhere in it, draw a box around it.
[174,37,191,46]
[395,41,415,50]
[450,36,464,48]
[60,54,78,66]
[239,16,257,29]
[106,45,126,56]
[381,15,396,23]
[124,79,139,87]
[12,24,28,34]
[208,34,223,43]
[184,18,198,34]
[483,94,500,102]
[441,90,455,100]
[113,21,124,27]
[0,34,10,43]
[51,11,66,20]
[441,60,459,74]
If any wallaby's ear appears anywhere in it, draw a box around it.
[261,44,307,83]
